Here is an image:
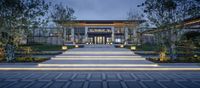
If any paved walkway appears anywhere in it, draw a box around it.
[39,45,157,67]
[0,71,200,88]
[0,45,200,70]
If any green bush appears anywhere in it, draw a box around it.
[34,58,49,62]
[15,57,48,62]
[19,44,63,51]
[15,57,26,62]
[136,43,160,51]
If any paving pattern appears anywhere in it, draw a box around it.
[0,71,200,88]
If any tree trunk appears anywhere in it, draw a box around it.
[0,47,5,61]
[169,29,177,60]
[170,43,176,60]
[5,44,15,62]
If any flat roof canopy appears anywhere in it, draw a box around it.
[57,20,145,27]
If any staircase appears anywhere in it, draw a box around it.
[38,45,157,68]
[84,44,114,48]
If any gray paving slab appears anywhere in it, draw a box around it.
[41,60,155,64]
[0,71,199,88]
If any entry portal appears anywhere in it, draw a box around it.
[88,33,112,44]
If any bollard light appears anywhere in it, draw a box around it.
[62,46,68,50]
[194,55,198,58]
[75,45,79,48]
[131,46,136,50]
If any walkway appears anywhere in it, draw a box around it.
[0,71,200,88]
[0,45,200,70]
[38,45,157,67]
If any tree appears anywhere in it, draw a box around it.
[126,9,143,45]
[51,3,76,44]
[0,0,49,61]
[139,0,200,60]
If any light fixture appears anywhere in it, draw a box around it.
[62,46,68,50]
[120,45,124,48]
[75,45,79,48]
[131,46,136,50]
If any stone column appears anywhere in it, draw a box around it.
[125,27,128,41]
[71,27,74,42]
[133,27,139,44]
[111,27,115,42]
[63,27,66,44]
[85,26,88,43]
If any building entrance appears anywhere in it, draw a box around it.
[88,33,112,44]
[95,36,104,44]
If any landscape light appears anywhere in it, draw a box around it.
[131,46,136,50]
[62,46,68,50]
[75,45,79,48]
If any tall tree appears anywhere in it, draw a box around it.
[0,0,49,61]
[139,0,200,60]
[126,9,143,45]
[51,3,76,44]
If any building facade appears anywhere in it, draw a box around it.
[139,16,200,44]
[61,20,144,45]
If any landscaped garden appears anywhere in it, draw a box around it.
[0,43,76,63]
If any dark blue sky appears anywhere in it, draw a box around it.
[48,0,144,20]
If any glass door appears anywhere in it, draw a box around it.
[94,36,105,44]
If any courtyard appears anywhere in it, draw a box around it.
[0,0,200,88]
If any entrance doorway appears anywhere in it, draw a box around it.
[94,36,105,44]
[88,33,112,44]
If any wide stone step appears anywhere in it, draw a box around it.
[69,48,130,51]
[51,57,146,60]
[39,60,157,67]
[63,51,135,54]
[54,55,142,58]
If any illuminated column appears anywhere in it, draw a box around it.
[111,26,115,42]
[63,27,66,44]
[71,27,74,42]
[85,26,88,43]
[125,27,128,41]
[133,28,138,44]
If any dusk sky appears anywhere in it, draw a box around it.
[48,0,145,20]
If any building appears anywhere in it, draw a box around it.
[139,16,200,44]
[60,20,144,45]
[28,20,144,45]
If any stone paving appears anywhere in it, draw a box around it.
[39,46,157,67]
[0,71,200,88]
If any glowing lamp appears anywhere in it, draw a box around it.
[120,45,124,48]
[62,46,68,50]
[75,45,79,48]
[131,46,136,50]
